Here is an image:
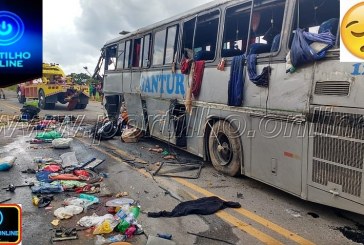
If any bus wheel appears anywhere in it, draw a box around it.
[47,103,55,110]
[208,120,242,176]
[38,89,46,109]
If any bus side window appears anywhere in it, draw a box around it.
[194,10,220,61]
[181,18,196,59]
[142,34,151,68]
[181,10,219,61]
[247,0,286,55]
[117,42,125,70]
[289,0,339,48]
[106,45,117,71]
[132,37,142,68]
[165,25,178,64]
[124,40,131,69]
[152,29,167,66]
[222,3,251,58]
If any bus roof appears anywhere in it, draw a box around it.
[103,0,235,47]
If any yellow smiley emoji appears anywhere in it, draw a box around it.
[341,2,364,59]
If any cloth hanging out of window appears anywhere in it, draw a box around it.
[147,196,241,218]
[228,55,245,106]
[247,54,271,87]
[290,28,336,68]
[191,60,205,97]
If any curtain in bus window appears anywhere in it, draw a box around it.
[228,55,245,106]
[290,28,335,68]
[247,54,270,87]
[191,60,205,97]
[124,41,131,68]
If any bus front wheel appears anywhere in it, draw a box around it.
[208,120,242,176]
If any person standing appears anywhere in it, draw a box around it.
[0,88,5,99]
[90,83,96,101]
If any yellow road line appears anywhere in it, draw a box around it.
[100,141,315,245]
[76,139,282,245]
[174,178,315,245]
[0,101,21,111]
[187,193,283,245]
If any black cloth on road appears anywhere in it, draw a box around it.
[148,196,241,218]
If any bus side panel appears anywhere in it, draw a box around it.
[140,71,163,99]
[122,72,132,93]
[103,73,122,94]
[250,117,304,196]
[311,60,364,108]
[131,70,141,93]
[197,67,229,104]
[144,97,171,142]
[124,93,147,131]
[245,63,313,113]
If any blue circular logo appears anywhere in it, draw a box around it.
[0,11,24,46]
[0,211,3,225]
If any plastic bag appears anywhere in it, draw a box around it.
[60,152,78,167]
[94,234,126,245]
[63,197,95,210]
[93,220,114,235]
[78,214,114,228]
[54,205,83,219]
[52,138,73,149]
[0,156,16,171]
[35,131,62,140]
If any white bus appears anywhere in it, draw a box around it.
[100,0,364,215]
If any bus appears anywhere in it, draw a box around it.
[100,0,364,215]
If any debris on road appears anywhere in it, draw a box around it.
[187,231,234,245]
[148,196,241,218]
[52,138,73,149]
[0,156,16,171]
[121,127,143,143]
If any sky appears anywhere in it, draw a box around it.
[43,0,213,76]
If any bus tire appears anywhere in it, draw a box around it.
[47,103,55,110]
[208,120,242,176]
[77,103,87,109]
[38,89,46,109]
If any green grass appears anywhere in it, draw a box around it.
[6,85,17,91]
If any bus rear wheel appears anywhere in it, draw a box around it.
[208,120,242,176]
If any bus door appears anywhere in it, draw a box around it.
[122,38,148,131]
[103,44,123,95]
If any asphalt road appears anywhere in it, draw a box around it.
[0,89,105,123]
[0,89,364,244]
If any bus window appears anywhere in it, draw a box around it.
[247,0,286,55]
[165,25,178,64]
[222,3,251,57]
[132,38,142,68]
[138,37,144,68]
[181,10,220,61]
[117,42,125,70]
[124,40,131,69]
[142,34,151,68]
[289,0,339,48]
[106,45,117,71]
[194,11,220,61]
[181,18,196,59]
[152,29,167,66]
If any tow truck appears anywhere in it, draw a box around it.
[17,63,90,110]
